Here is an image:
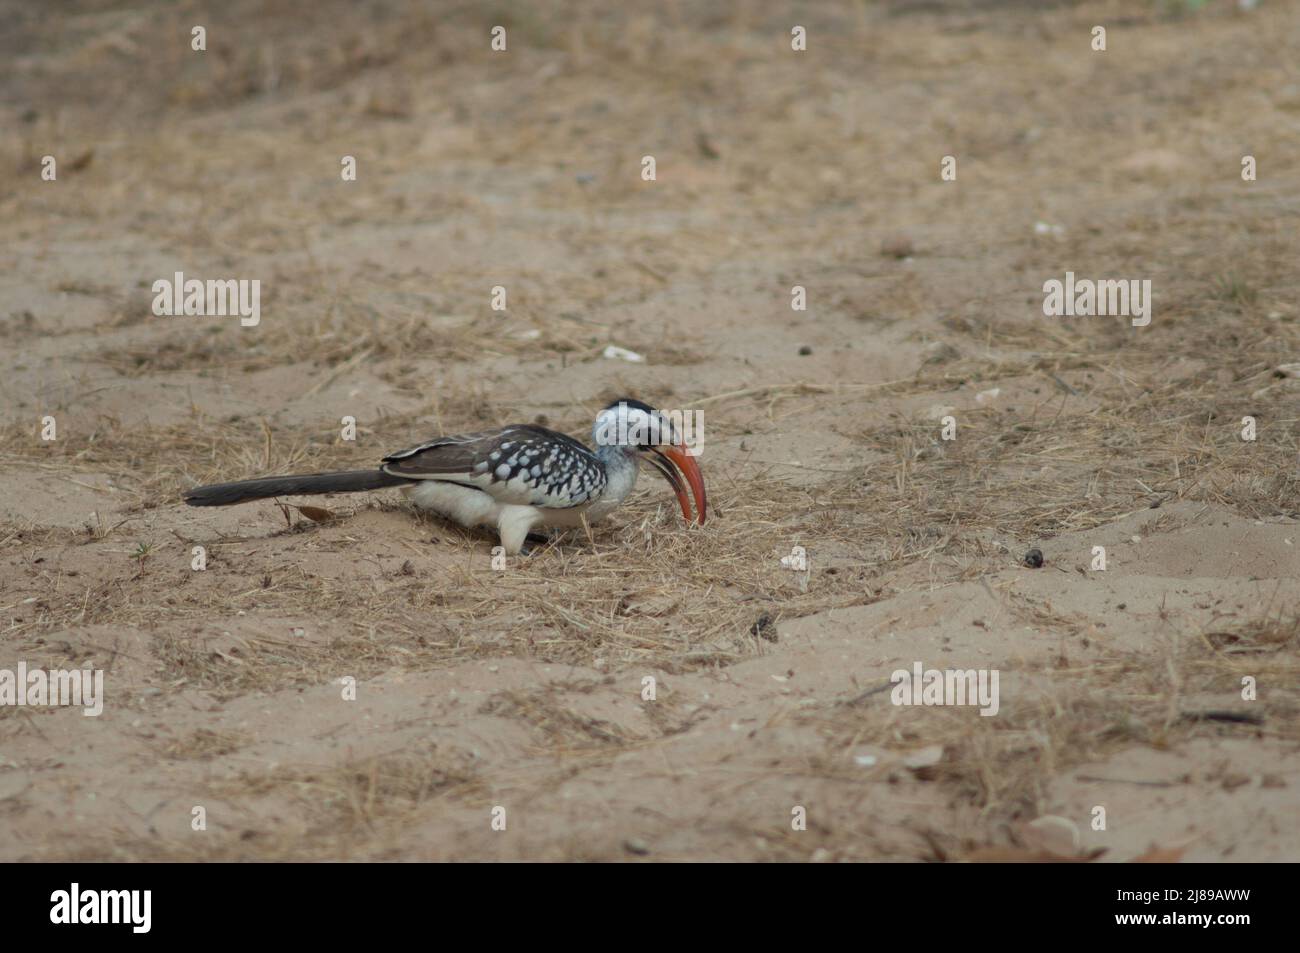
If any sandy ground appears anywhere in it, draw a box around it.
[1,0,1298,861]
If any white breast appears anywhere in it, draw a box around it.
[403,480,604,554]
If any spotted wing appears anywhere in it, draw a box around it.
[381,425,606,508]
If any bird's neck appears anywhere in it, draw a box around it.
[595,444,639,505]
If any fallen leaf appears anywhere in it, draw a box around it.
[297,505,334,522]
[1132,844,1186,863]
[68,149,95,172]
[966,846,1106,863]
[881,235,914,258]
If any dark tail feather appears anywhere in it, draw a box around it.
[183,469,411,507]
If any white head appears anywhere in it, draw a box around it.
[590,398,707,524]
[592,398,682,451]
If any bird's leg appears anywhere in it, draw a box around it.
[498,505,544,556]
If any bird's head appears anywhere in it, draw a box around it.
[592,398,707,525]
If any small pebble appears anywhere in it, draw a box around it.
[750,613,777,642]
[1024,548,1044,568]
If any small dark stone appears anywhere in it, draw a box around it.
[751,613,777,642]
[798,345,812,356]
[1023,548,1044,568]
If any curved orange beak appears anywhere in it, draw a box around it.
[645,446,707,525]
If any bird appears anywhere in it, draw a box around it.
[183,398,707,555]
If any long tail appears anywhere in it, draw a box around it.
[183,469,411,507]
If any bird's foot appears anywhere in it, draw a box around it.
[519,530,560,557]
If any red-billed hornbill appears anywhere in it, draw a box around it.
[183,398,707,554]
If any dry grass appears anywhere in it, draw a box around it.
[782,612,1300,861]
[34,744,484,862]
[2,299,1297,700]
